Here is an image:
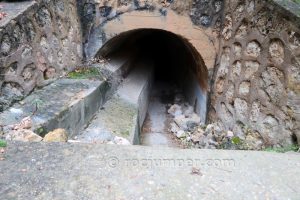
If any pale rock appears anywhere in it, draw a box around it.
[170,122,180,134]
[176,130,186,138]
[205,124,215,134]
[191,128,205,143]
[176,113,200,131]
[5,129,42,142]
[189,114,201,123]
[168,104,182,117]
[13,116,32,130]
[186,136,191,142]
[107,141,115,145]
[114,136,131,145]
[245,132,264,150]
[208,139,218,146]
[174,115,188,130]
[205,123,222,136]
[183,106,194,117]
[227,131,234,138]
[43,129,68,142]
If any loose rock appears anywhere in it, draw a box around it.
[113,136,131,145]
[13,116,32,130]
[168,104,182,117]
[43,129,68,142]
[176,130,186,138]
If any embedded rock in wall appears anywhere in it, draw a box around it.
[245,41,261,58]
[244,61,259,79]
[209,0,300,147]
[0,0,82,111]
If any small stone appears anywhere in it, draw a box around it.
[43,129,68,142]
[107,141,115,145]
[174,115,188,130]
[186,121,198,131]
[170,122,180,134]
[245,132,264,150]
[205,124,214,133]
[191,128,205,143]
[168,104,182,117]
[114,136,131,145]
[208,139,218,146]
[176,130,186,138]
[227,131,234,138]
[13,116,32,130]
[189,116,200,128]
[186,136,191,142]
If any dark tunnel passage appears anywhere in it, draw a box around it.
[97,29,208,146]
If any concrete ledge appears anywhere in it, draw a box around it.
[273,0,300,17]
[0,141,299,199]
[117,64,153,144]
[78,63,153,144]
[0,79,108,137]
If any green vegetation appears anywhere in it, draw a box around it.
[231,136,241,145]
[67,67,102,79]
[292,0,300,4]
[36,127,45,135]
[0,139,7,148]
[264,144,299,153]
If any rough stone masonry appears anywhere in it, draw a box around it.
[0,0,300,147]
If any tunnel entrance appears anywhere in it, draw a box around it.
[97,29,208,147]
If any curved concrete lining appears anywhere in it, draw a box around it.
[86,10,217,70]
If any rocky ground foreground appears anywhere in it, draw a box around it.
[0,142,300,199]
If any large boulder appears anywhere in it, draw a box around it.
[5,129,42,142]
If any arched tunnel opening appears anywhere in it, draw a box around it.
[97,29,208,146]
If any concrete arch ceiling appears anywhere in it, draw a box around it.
[97,28,209,90]
[86,10,218,71]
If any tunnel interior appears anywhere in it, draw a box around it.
[97,29,208,125]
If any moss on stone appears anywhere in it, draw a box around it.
[96,97,137,139]
[67,67,102,80]
[263,144,299,153]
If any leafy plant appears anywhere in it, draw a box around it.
[231,136,241,145]
[0,139,7,148]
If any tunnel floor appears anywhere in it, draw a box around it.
[140,81,183,148]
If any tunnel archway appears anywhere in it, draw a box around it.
[96,28,209,124]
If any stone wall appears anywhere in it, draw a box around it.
[0,0,82,111]
[209,0,300,147]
